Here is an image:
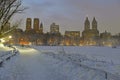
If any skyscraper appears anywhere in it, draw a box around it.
[26,18,32,31]
[84,17,90,31]
[92,17,97,30]
[82,17,99,40]
[92,17,99,36]
[50,23,59,34]
[33,18,39,33]
[40,23,43,33]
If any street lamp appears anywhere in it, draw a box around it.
[9,36,12,39]
[8,36,12,45]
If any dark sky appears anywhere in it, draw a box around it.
[13,0,120,35]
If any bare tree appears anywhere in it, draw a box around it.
[0,0,26,33]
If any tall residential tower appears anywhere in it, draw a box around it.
[84,17,90,31]
[50,23,59,34]
[33,18,39,33]
[82,17,99,39]
[40,23,43,33]
[26,18,32,31]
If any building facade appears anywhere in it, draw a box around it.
[33,18,40,33]
[82,17,99,45]
[50,23,59,34]
[64,31,80,46]
[39,23,43,34]
[26,18,32,31]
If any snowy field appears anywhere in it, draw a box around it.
[0,45,120,80]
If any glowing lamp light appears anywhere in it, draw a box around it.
[9,36,12,39]
[0,39,5,43]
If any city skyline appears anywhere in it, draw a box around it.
[6,17,118,46]
[13,0,120,35]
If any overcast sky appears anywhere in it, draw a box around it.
[13,0,120,35]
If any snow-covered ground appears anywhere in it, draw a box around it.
[33,46,120,79]
[0,44,13,56]
[0,45,120,80]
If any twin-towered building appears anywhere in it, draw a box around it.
[26,18,60,34]
[81,17,100,45]
[82,17,99,39]
[26,18,43,34]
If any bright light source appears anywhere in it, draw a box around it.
[0,39,5,43]
[9,36,12,39]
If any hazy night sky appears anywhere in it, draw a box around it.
[13,0,120,35]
